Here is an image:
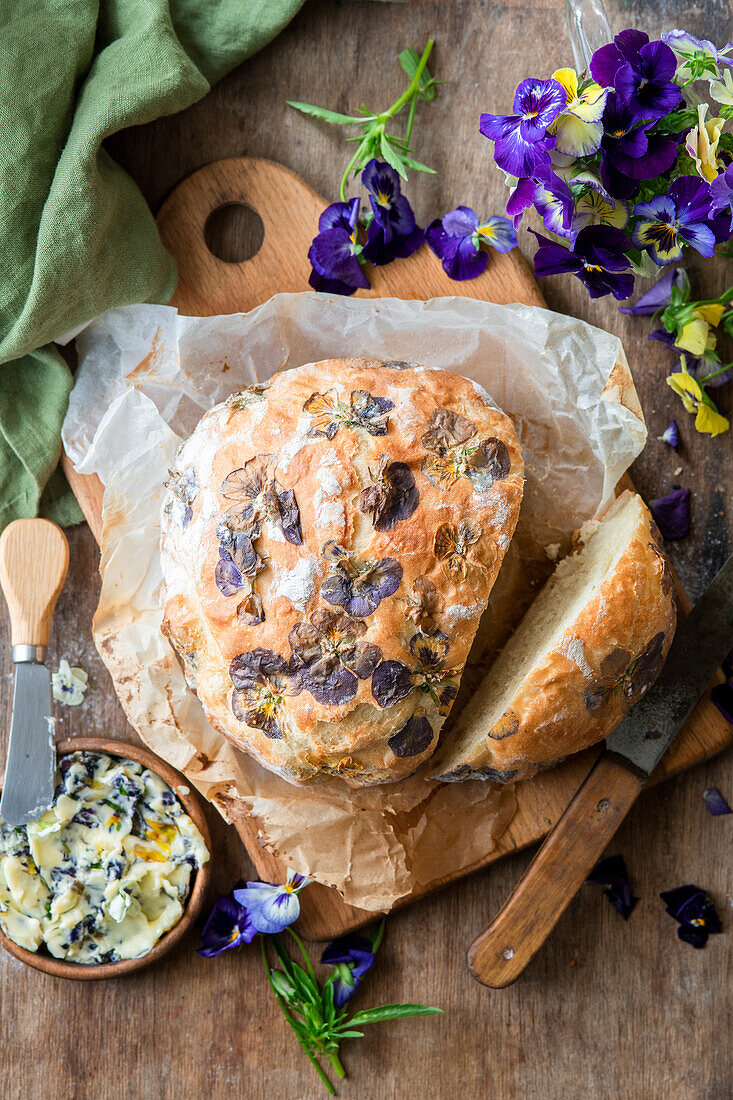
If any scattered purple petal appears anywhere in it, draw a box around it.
[649,488,690,540]
[660,884,722,948]
[586,855,638,920]
[657,421,679,449]
[702,787,732,816]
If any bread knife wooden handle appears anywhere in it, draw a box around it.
[468,551,733,988]
[467,753,644,986]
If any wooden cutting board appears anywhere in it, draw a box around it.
[62,157,732,940]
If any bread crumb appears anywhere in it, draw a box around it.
[545,542,561,562]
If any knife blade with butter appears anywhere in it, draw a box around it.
[0,519,69,825]
[468,551,733,987]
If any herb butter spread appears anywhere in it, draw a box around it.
[0,751,209,964]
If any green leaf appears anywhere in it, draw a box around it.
[270,969,297,1002]
[380,133,408,179]
[287,101,373,126]
[398,46,437,101]
[334,1030,364,1039]
[367,919,386,955]
[399,155,436,175]
[348,1004,444,1026]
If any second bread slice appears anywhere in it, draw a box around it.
[428,491,677,784]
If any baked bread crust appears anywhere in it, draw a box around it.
[428,492,677,784]
[160,358,524,786]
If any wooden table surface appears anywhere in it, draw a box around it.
[3,2,732,1098]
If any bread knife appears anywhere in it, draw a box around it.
[0,519,69,825]
[467,550,733,987]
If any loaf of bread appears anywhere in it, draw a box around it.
[428,491,677,784]
[160,358,524,786]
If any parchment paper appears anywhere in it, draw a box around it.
[62,293,646,910]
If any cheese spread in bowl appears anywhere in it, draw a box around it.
[0,750,210,965]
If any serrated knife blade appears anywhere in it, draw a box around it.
[605,552,733,777]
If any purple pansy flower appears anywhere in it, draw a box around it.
[198,893,256,957]
[234,868,310,935]
[599,98,679,200]
[649,487,691,539]
[591,30,682,119]
[620,267,688,315]
[321,925,382,1007]
[165,465,199,531]
[530,225,635,300]
[657,421,679,448]
[702,787,732,816]
[710,163,733,236]
[662,30,730,82]
[712,680,733,725]
[360,159,424,265]
[533,168,578,239]
[320,541,403,617]
[229,649,303,739]
[633,176,716,265]
[308,198,370,296]
[480,77,566,177]
[649,329,725,386]
[425,206,516,279]
[660,884,722,948]
[586,855,638,920]
[288,608,381,706]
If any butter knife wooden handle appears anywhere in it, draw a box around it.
[0,519,70,648]
[467,753,645,987]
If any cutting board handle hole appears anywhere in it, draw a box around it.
[204,203,265,264]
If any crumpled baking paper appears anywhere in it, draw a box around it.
[62,293,646,911]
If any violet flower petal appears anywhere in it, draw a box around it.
[586,854,638,920]
[619,268,687,315]
[649,488,691,539]
[702,787,733,816]
[711,681,733,725]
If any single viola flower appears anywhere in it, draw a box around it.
[666,367,730,436]
[662,30,728,82]
[574,187,628,231]
[320,541,403,617]
[198,893,256,957]
[660,884,722,948]
[586,855,638,920]
[702,787,732,815]
[51,659,88,707]
[685,104,724,183]
[530,225,634,300]
[234,868,310,934]
[532,169,579,239]
[649,487,691,539]
[592,30,682,119]
[288,608,381,706]
[321,927,382,1007]
[308,198,370,296]
[229,649,303,739]
[549,68,608,157]
[632,176,716,265]
[710,163,733,234]
[599,98,679,200]
[657,421,680,448]
[361,159,424,265]
[480,77,566,177]
[165,465,200,530]
[711,680,733,725]
[426,206,516,279]
[620,267,689,315]
[709,65,733,108]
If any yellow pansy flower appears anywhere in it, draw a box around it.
[575,188,628,229]
[709,67,733,108]
[685,103,725,182]
[666,368,730,436]
[697,302,726,326]
[676,317,713,356]
[549,68,608,157]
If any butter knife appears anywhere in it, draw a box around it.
[0,519,69,825]
[468,550,733,987]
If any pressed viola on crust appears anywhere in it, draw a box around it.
[303,388,395,438]
[288,608,382,706]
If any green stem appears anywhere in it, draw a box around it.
[339,141,367,201]
[328,1051,347,1079]
[260,938,335,1095]
[288,927,317,983]
[699,362,733,383]
[404,90,418,147]
[383,39,434,120]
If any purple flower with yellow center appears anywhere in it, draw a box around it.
[530,225,635,300]
[308,198,370,296]
[288,608,382,706]
[548,68,608,157]
[229,648,303,739]
[198,893,256,957]
[586,854,638,920]
[620,267,689,315]
[649,487,691,539]
[591,30,682,119]
[321,923,383,1007]
[234,868,310,934]
[320,541,403,617]
[425,206,516,279]
[360,159,424,265]
[632,176,716,265]
[660,884,722,948]
[599,98,679,200]
[480,77,566,177]
[372,630,461,723]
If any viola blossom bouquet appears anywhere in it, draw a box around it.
[475,28,733,436]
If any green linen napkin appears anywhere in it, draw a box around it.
[0,0,305,532]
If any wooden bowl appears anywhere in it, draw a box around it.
[0,737,212,980]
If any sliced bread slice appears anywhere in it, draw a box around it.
[428,491,677,784]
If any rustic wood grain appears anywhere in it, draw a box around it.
[2,2,732,1098]
[64,154,731,942]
